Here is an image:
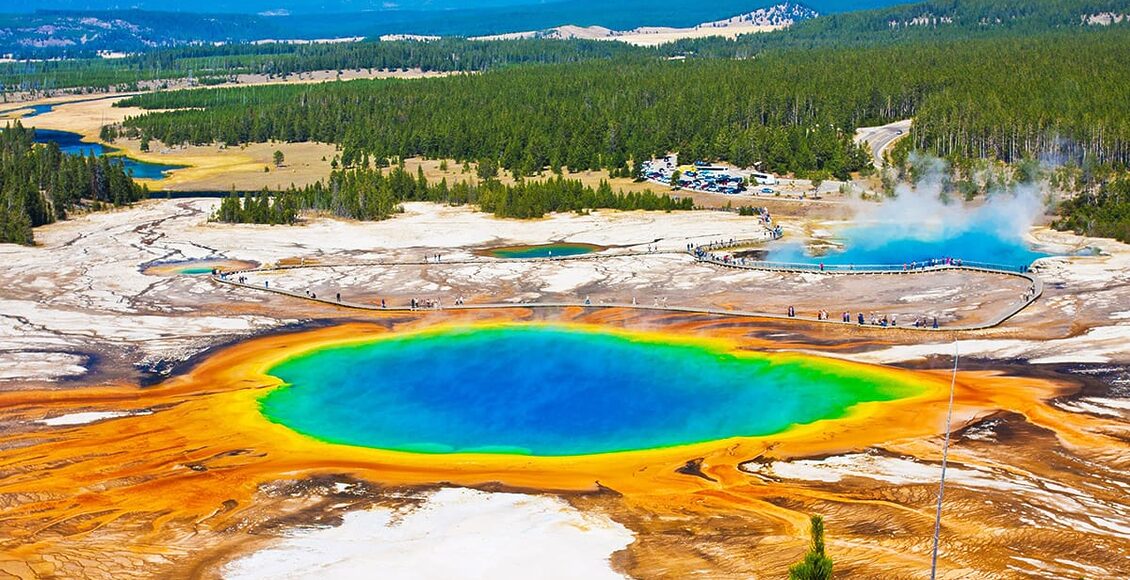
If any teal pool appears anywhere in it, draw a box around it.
[485,243,601,259]
[259,325,923,456]
[142,258,258,276]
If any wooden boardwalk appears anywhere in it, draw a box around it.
[212,242,1043,332]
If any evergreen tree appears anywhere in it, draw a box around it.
[0,121,146,245]
[788,515,834,580]
[115,29,1130,179]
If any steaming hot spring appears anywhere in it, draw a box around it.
[767,188,1054,269]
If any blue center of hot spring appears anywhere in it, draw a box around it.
[259,326,920,456]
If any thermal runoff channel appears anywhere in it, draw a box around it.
[258,325,924,456]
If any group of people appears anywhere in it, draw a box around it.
[423,253,445,263]
[690,239,739,253]
[758,213,784,240]
[913,316,941,329]
[218,272,249,285]
[902,257,965,271]
[691,239,743,263]
[409,297,443,310]
[406,296,467,310]
[218,272,268,289]
[789,306,942,328]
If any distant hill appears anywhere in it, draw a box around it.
[671,0,1130,52]
[7,0,899,16]
[0,1,899,58]
[3,0,1123,59]
[473,3,820,44]
[0,11,286,57]
[797,0,1130,35]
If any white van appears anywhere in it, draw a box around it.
[749,171,778,185]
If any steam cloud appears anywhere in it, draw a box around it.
[853,153,1047,243]
[767,154,1050,267]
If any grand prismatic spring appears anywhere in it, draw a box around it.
[3,2,1130,574]
[259,325,924,456]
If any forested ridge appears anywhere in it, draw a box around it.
[0,0,842,60]
[673,0,1130,55]
[116,29,1130,179]
[116,55,873,179]
[1,39,650,95]
[0,122,148,244]
[215,165,693,225]
[5,0,1126,94]
[5,0,1128,241]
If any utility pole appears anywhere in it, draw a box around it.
[930,341,959,580]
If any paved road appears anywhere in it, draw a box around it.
[854,119,912,168]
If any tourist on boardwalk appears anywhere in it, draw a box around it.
[787,305,795,318]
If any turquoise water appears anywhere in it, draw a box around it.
[32,129,185,180]
[488,243,599,259]
[141,258,253,276]
[767,221,1048,270]
[260,326,920,456]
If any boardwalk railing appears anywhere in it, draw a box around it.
[690,241,1033,275]
[696,257,1031,275]
[213,237,1044,332]
[687,241,1044,329]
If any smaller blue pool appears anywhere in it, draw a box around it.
[484,243,602,259]
[32,129,185,180]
